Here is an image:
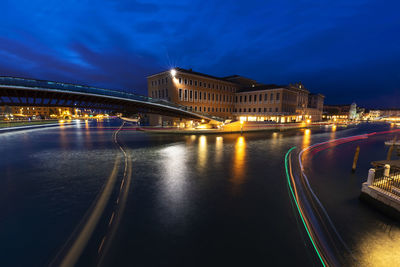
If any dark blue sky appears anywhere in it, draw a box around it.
[1,0,399,107]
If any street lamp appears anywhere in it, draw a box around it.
[170,69,177,77]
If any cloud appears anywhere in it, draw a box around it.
[0,0,399,107]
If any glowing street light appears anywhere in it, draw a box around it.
[170,69,177,77]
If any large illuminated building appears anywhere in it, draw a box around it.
[147,67,324,125]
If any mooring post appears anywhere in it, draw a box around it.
[367,168,375,185]
[387,144,394,160]
[384,164,390,177]
[352,145,360,172]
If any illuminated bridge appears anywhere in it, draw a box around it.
[0,77,222,122]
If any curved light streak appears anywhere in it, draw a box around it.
[285,147,327,266]
[290,128,400,266]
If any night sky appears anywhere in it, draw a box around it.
[1,0,399,108]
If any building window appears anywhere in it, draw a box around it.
[276,93,280,100]
[184,89,188,101]
[269,108,272,112]
[212,107,214,112]
[253,108,256,112]
[244,95,247,102]
[194,81,197,86]
[264,108,267,112]
[259,94,262,101]
[239,108,242,112]
[208,93,211,101]
[204,83,207,88]
[264,93,268,101]
[270,93,274,100]
[194,91,198,100]
[190,80,193,85]
[189,90,193,101]
[179,89,182,100]
[258,108,261,112]
[165,88,168,98]
[249,95,252,102]
[208,83,211,88]
[275,107,278,112]
[244,108,246,112]
[239,96,242,103]
[184,79,187,85]
[199,91,202,100]
[199,81,202,86]
[195,106,197,111]
[179,78,182,84]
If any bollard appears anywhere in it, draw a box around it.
[367,168,375,185]
[352,146,360,172]
[387,145,394,160]
[384,164,390,177]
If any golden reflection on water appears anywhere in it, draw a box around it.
[357,226,400,266]
[302,129,311,149]
[231,136,246,189]
[215,136,223,163]
[330,125,337,140]
[197,135,207,169]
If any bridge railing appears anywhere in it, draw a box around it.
[0,77,224,122]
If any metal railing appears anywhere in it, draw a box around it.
[0,77,224,122]
[372,168,400,196]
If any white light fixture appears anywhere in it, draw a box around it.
[171,69,176,77]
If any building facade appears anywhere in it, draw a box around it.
[147,68,324,124]
[0,106,75,119]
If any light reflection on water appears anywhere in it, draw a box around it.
[215,136,223,163]
[302,128,311,149]
[159,144,189,212]
[357,226,400,266]
[231,136,246,190]
[197,135,208,170]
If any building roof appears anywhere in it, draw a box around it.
[147,67,239,84]
[237,84,287,93]
[147,67,319,95]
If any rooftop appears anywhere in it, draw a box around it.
[237,84,287,93]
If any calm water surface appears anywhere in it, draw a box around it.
[0,119,398,266]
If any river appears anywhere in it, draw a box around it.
[0,119,398,266]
